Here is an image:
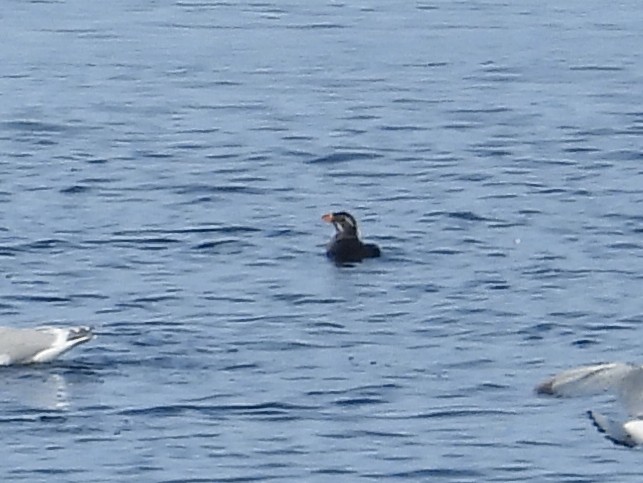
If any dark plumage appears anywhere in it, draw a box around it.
[321,211,381,264]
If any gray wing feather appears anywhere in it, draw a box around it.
[536,363,638,397]
[588,410,636,448]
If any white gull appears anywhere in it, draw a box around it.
[0,326,93,365]
[536,362,643,447]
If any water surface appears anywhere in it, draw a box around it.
[1,0,643,481]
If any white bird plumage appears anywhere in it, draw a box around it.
[0,326,94,365]
[536,362,643,447]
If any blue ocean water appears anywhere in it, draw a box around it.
[1,0,643,481]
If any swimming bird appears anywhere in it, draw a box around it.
[536,362,643,447]
[0,326,94,365]
[321,211,381,264]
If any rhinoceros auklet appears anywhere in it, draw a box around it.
[321,211,381,264]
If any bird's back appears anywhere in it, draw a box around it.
[327,238,380,263]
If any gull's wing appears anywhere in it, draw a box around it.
[536,363,638,397]
[588,410,637,448]
[588,411,643,447]
[617,367,643,417]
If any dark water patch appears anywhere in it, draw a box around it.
[194,238,241,250]
[80,177,121,184]
[295,297,344,306]
[312,468,357,475]
[488,218,522,229]
[483,280,509,290]
[2,120,68,133]
[0,246,18,257]
[131,294,181,304]
[119,402,313,418]
[614,316,640,327]
[205,152,239,160]
[419,210,446,220]
[575,127,618,137]
[112,301,151,311]
[221,363,260,371]
[0,410,69,424]
[344,113,380,121]
[115,226,261,236]
[586,322,634,332]
[446,211,489,222]
[170,141,212,150]
[475,382,508,391]
[572,338,598,348]
[405,408,513,420]
[11,467,86,477]
[333,397,386,406]
[604,149,643,161]
[445,358,494,370]
[309,321,346,330]
[88,236,182,249]
[112,237,181,248]
[162,477,281,483]
[449,106,512,115]
[285,22,345,30]
[202,295,255,304]
[86,157,109,164]
[264,228,308,238]
[456,172,493,182]
[365,468,483,479]
[69,292,110,300]
[249,340,327,351]
[563,146,599,154]
[160,479,233,483]
[470,146,513,158]
[379,124,426,132]
[535,187,569,195]
[60,185,91,194]
[607,241,642,250]
[19,239,76,251]
[173,184,265,196]
[442,121,478,130]
[229,175,269,185]
[355,429,413,439]
[569,65,623,72]
[176,127,221,135]
[307,383,400,398]
[272,293,344,306]
[307,151,382,164]
[136,149,173,159]
[518,322,561,339]
[521,266,591,280]
[325,170,407,180]
[189,101,267,111]
[36,414,68,423]
[1,294,72,303]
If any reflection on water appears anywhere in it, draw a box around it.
[0,369,70,411]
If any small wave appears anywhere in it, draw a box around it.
[570,65,623,71]
[308,151,382,164]
[118,401,314,418]
[194,239,240,250]
[447,211,489,222]
[2,120,67,133]
[1,294,72,303]
[334,397,386,406]
[60,185,91,194]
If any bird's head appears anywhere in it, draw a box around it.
[321,211,359,238]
